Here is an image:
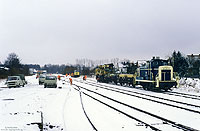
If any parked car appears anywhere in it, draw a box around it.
[44,75,57,88]
[39,74,46,85]
[17,74,27,85]
[7,76,24,88]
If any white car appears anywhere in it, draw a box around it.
[7,76,24,88]
[44,75,57,88]
[39,74,46,85]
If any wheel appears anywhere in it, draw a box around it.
[146,86,151,90]
[142,84,147,90]
[164,88,168,92]
[44,84,46,88]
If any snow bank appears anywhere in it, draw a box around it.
[175,78,200,93]
[0,79,7,88]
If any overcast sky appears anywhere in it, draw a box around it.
[0,0,200,65]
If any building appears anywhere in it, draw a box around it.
[187,54,200,78]
[187,54,200,60]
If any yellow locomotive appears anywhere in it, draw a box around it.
[73,70,80,77]
[95,64,115,83]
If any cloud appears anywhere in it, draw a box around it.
[0,0,200,64]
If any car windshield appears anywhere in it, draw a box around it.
[8,77,18,81]
[46,76,56,80]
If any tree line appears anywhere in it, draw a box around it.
[0,53,95,78]
[0,51,199,79]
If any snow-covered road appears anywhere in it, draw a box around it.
[0,76,71,130]
[0,75,200,131]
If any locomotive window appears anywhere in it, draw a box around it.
[161,70,171,81]
[151,61,158,68]
[151,60,168,68]
[163,61,168,65]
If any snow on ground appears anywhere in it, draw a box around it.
[0,75,72,131]
[0,75,200,131]
[0,79,7,88]
[74,80,200,130]
[77,88,153,131]
[173,78,200,93]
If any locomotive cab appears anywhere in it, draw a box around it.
[155,66,177,91]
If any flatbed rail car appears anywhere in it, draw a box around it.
[118,74,136,86]
[117,62,137,86]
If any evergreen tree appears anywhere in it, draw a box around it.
[169,51,189,77]
[4,53,22,75]
[187,57,200,77]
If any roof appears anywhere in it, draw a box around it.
[187,54,200,59]
[0,66,9,70]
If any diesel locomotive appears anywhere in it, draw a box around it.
[72,70,80,77]
[136,57,179,91]
[95,57,179,91]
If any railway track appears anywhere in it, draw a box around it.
[163,91,200,101]
[169,91,200,98]
[74,86,98,131]
[76,80,200,114]
[73,85,161,131]
[73,83,198,131]
[85,78,200,102]
[86,78,200,101]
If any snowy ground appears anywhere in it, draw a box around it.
[173,78,200,93]
[0,75,200,131]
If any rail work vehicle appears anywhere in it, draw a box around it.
[95,57,179,91]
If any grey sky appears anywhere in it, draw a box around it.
[0,0,200,65]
